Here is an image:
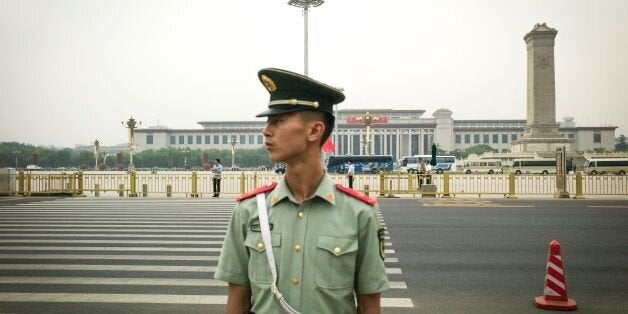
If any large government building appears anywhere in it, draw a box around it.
[134,109,617,161]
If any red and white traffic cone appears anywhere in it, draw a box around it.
[535,240,577,311]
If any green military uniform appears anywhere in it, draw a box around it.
[215,67,389,313]
[214,175,389,313]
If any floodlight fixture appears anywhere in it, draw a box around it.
[288,0,324,8]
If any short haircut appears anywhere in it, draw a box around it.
[300,111,335,147]
[216,158,220,163]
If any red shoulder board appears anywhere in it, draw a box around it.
[236,182,278,202]
[335,184,377,206]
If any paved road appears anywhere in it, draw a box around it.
[0,197,412,313]
[379,197,628,313]
[1,197,627,313]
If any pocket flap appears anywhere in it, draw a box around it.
[317,235,358,256]
[244,233,281,252]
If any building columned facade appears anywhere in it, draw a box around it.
[134,109,617,161]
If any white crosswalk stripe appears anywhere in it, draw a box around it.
[0,198,413,311]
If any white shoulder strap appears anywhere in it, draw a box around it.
[256,193,302,314]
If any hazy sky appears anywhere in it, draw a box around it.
[1,0,627,148]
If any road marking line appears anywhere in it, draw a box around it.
[588,205,628,208]
[0,219,231,223]
[0,254,218,261]
[384,257,398,263]
[384,249,395,254]
[0,246,221,252]
[0,277,227,286]
[0,228,226,233]
[0,239,224,245]
[0,233,225,239]
[0,264,217,272]
[388,281,407,289]
[0,293,227,304]
[385,268,402,274]
[422,204,534,207]
[0,224,228,228]
[380,298,414,308]
[0,293,411,307]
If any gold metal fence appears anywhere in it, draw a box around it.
[7,171,628,198]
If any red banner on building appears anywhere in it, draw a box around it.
[346,115,388,124]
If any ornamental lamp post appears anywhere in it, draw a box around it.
[93,139,100,170]
[229,135,239,170]
[288,0,325,76]
[122,116,141,171]
[356,112,379,155]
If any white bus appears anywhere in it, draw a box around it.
[511,158,556,175]
[399,155,456,173]
[583,158,628,175]
[463,159,503,174]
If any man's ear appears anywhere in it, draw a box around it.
[306,120,325,143]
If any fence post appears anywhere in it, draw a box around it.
[253,172,258,190]
[26,172,32,196]
[77,171,84,195]
[190,171,199,197]
[574,171,585,199]
[379,171,385,197]
[142,184,148,197]
[95,184,100,197]
[364,184,369,197]
[506,172,517,199]
[442,172,451,198]
[167,184,172,197]
[240,172,246,194]
[18,171,24,195]
[407,172,413,191]
[129,171,137,197]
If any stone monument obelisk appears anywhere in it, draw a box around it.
[512,23,573,154]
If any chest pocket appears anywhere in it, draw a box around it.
[315,235,358,289]
[244,232,281,283]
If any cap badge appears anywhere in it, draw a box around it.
[261,75,277,92]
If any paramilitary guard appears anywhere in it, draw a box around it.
[214,68,389,314]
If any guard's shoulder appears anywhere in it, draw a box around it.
[335,183,377,206]
[236,182,277,202]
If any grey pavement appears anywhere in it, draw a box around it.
[0,196,627,313]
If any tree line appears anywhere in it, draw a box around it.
[2,137,626,170]
[0,142,272,170]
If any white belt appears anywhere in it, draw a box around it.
[256,193,302,314]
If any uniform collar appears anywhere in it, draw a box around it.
[269,173,336,207]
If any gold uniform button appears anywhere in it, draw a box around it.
[292,277,300,285]
[334,247,342,255]
[297,212,304,219]
[294,244,301,252]
[256,242,264,250]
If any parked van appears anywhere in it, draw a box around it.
[511,158,556,175]
[584,158,628,175]
[463,159,503,174]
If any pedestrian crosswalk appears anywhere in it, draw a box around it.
[0,198,413,313]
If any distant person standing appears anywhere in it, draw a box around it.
[211,159,223,197]
[417,157,426,189]
[347,160,355,189]
[425,161,433,184]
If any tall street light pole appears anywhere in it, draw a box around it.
[122,116,141,171]
[288,0,324,76]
